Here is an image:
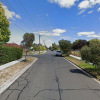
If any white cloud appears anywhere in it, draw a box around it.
[15,14,21,19]
[2,5,21,19]
[88,10,93,14]
[77,31,100,38]
[78,9,85,15]
[78,0,91,9]
[87,34,100,38]
[43,40,53,47]
[78,0,100,9]
[48,0,79,8]
[35,29,66,36]
[77,31,95,36]
[53,29,66,34]
[97,7,100,12]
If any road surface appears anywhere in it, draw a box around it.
[0,51,100,100]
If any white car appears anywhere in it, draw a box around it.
[56,50,62,56]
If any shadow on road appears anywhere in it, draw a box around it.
[70,69,91,77]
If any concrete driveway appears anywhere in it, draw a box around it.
[0,51,100,100]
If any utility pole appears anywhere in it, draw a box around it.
[38,35,43,54]
[39,35,41,54]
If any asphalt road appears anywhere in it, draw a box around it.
[0,51,100,100]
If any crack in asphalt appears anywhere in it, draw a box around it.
[34,68,63,100]
[5,71,31,100]
[54,69,62,100]
[33,87,100,100]
[87,86,100,98]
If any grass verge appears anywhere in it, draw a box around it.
[66,56,100,79]
[0,57,36,86]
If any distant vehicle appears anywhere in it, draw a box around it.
[51,49,54,51]
[56,50,62,56]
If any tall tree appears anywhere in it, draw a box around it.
[52,43,59,50]
[72,39,89,50]
[0,3,10,43]
[21,33,35,60]
[59,39,72,56]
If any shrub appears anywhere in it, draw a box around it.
[0,47,23,64]
[59,39,72,56]
[81,39,100,68]
[81,46,91,62]
[90,45,100,66]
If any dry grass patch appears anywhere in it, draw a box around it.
[71,51,81,57]
[0,57,36,86]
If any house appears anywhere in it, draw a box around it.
[4,43,22,48]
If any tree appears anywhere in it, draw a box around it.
[89,39,100,67]
[52,43,59,50]
[0,3,10,43]
[72,39,89,50]
[33,43,47,51]
[80,46,91,63]
[89,38,100,47]
[59,39,72,56]
[49,46,53,50]
[21,33,35,60]
[81,38,100,68]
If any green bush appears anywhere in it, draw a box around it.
[80,46,91,62]
[90,45,100,66]
[59,39,72,56]
[0,47,23,64]
[81,39,100,67]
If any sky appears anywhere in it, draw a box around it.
[1,0,100,47]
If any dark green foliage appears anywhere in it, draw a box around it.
[81,39,100,67]
[80,46,91,62]
[59,39,72,56]
[52,43,59,50]
[0,47,23,64]
[72,39,89,50]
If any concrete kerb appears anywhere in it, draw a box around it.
[0,58,38,95]
[64,58,100,85]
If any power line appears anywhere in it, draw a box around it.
[3,0,33,32]
[14,0,34,28]
[18,0,35,26]
[13,23,26,32]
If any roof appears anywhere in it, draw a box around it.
[4,43,22,48]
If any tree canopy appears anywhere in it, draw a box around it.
[59,39,72,56]
[72,39,89,50]
[0,3,10,43]
[21,33,35,49]
[52,43,59,50]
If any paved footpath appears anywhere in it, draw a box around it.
[0,51,100,100]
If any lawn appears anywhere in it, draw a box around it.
[66,56,100,79]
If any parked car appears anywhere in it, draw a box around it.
[51,49,54,51]
[56,50,62,56]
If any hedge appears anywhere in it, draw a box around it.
[0,47,23,64]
